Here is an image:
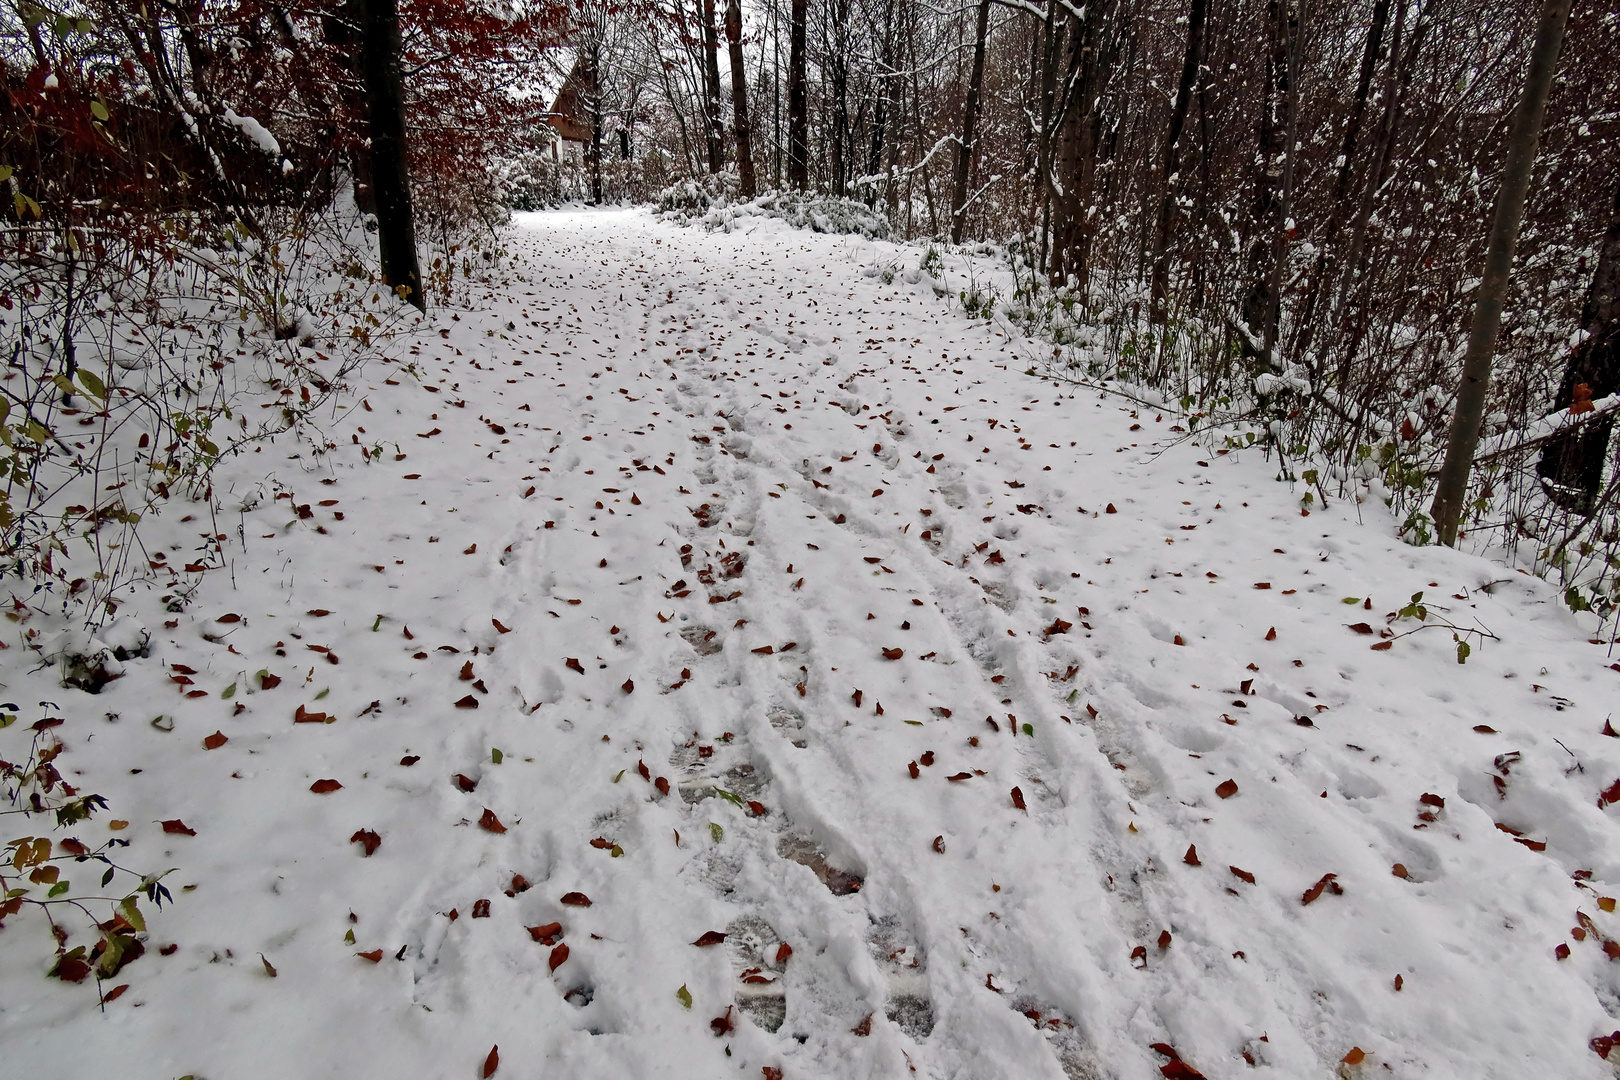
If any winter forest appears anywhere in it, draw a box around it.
[4,0,1620,1077]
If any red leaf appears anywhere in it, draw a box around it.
[711,1005,735,1036]
[203,731,228,750]
[656,777,671,796]
[693,930,728,946]
[932,835,946,853]
[52,956,92,982]
[1229,865,1255,885]
[590,837,614,849]
[528,921,562,942]
[852,1013,873,1035]
[1348,622,1375,635]
[1556,942,1572,960]
[471,898,491,918]
[483,1045,500,1078]
[350,829,382,856]
[307,609,332,617]
[560,892,592,907]
[454,773,479,792]
[622,678,635,693]
[549,943,570,971]
[1183,845,1201,866]
[1342,1048,1365,1065]
[882,647,903,660]
[776,943,793,963]
[1158,930,1172,949]
[310,779,343,794]
[1044,618,1072,636]
[478,808,507,834]
[1603,719,1619,738]
[101,983,130,1004]
[763,1069,784,1080]
[357,949,384,963]
[493,618,512,634]
[1599,779,1620,808]
[1011,786,1027,811]
[216,613,242,623]
[908,761,920,779]
[1215,779,1239,799]
[947,772,972,781]
[161,819,196,836]
[747,800,767,816]
[1265,627,1277,641]
[259,672,282,689]
[565,658,585,674]
[455,695,479,709]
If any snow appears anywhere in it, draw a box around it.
[221,107,282,158]
[5,207,1620,1080]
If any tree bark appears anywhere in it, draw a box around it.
[1147,0,1207,324]
[1431,0,1571,546]
[359,0,423,310]
[726,0,756,197]
[1239,0,1291,357]
[949,0,991,245]
[583,41,604,204]
[1537,176,1620,511]
[702,0,726,173]
[788,0,808,189]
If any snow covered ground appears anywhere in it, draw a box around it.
[5,207,1620,1080]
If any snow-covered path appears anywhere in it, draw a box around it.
[7,208,1620,1080]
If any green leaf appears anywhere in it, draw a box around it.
[709,822,723,843]
[490,748,503,764]
[0,713,13,729]
[51,373,76,397]
[344,928,355,944]
[903,719,923,726]
[1341,597,1361,605]
[1022,723,1034,737]
[120,895,146,932]
[74,369,106,402]
[713,787,745,808]
[314,687,330,700]
[23,419,50,443]
[0,166,12,183]
[610,844,623,857]
[676,984,692,1010]
[48,880,69,897]
[101,867,114,887]
[1456,639,1470,665]
[612,769,624,783]
[371,614,382,632]
[220,683,235,700]
[90,100,109,122]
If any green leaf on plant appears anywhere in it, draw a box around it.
[120,895,146,932]
[48,880,69,897]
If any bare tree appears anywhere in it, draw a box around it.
[726,0,757,196]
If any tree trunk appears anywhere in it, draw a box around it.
[584,42,604,204]
[1239,0,1290,357]
[702,0,726,173]
[726,0,756,197]
[359,0,423,310]
[1292,0,1389,356]
[1537,176,1620,511]
[1431,0,1571,546]
[788,0,808,189]
[949,0,991,245]
[1147,0,1207,324]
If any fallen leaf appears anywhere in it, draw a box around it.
[947,772,972,781]
[1183,845,1201,866]
[560,892,592,907]
[1391,863,1409,878]
[1011,786,1026,811]
[1301,873,1341,905]
[1158,930,1172,949]
[882,647,904,660]
[261,954,278,977]
[1342,1047,1365,1065]
[161,819,196,836]
[1215,779,1239,799]
[455,695,479,708]
[357,949,384,962]
[549,943,569,972]
[294,704,330,724]
[932,835,946,853]
[1229,865,1255,885]
[776,943,793,963]
[351,829,382,856]
[483,1044,500,1078]
[693,930,727,946]
[478,808,507,834]
[566,658,585,674]
[310,779,343,794]
[203,731,228,750]
[852,1013,873,1036]
[1265,627,1277,640]
[454,773,478,792]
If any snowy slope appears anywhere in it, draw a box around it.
[4,207,1620,1080]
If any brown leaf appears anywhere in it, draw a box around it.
[947,772,972,781]
[908,761,920,779]
[752,645,774,655]
[357,949,384,963]
[161,819,196,836]
[455,694,479,709]
[776,943,793,963]
[216,613,242,623]
[1347,622,1375,635]
[932,835,946,853]
[1599,779,1620,808]
[1157,930,1172,949]
[1215,779,1239,799]
[483,1044,500,1079]
[1183,845,1201,866]
[493,618,512,634]
[350,829,382,856]
[711,1005,735,1036]
[310,778,343,794]
[478,808,507,834]
[1045,618,1072,636]
[203,730,228,750]
[747,800,767,816]
[259,671,282,689]
[1011,786,1027,811]
[656,777,671,796]
[294,703,330,724]
[1370,640,1393,651]
[454,773,478,793]
[693,930,728,946]
[852,1014,873,1036]
[1301,873,1340,905]
[261,954,278,977]
[1391,863,1409,878]
[549,943,570,972]
[881,647,904,660]
[1420,792,1445,808]
[307,609,332,617]
[1342,1047,1365,1065]
[527,921,562,942]
[1229,865,1255,885]
[460,661,475,680]
[1265,627,1277,641]
[560,891,592,907]
[565,658,585,674]
[590,837,614,849]
[637,759,651,781]
[622,678,635,693]
[471,899,491,918]
[1105,504,1117,514]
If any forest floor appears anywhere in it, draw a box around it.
[5,207,1620,1080]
